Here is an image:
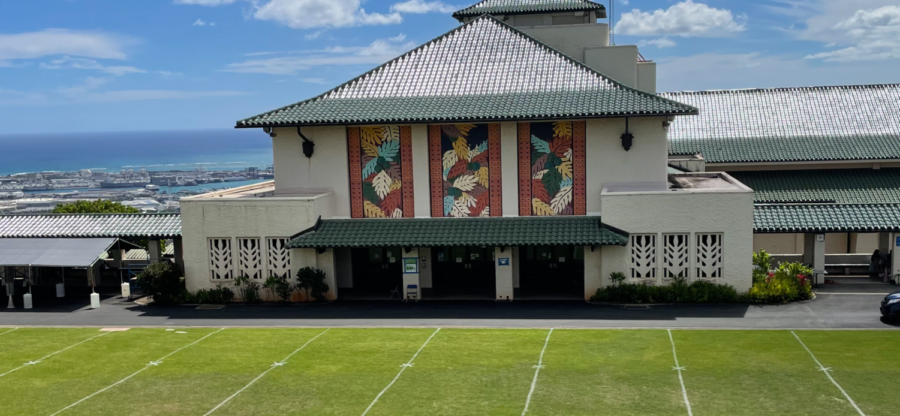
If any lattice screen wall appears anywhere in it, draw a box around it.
[629,234,657,280]
[237,238,264,280]
[266,238,291,279]
[696,233,724,279]
[208,238,233,280]
[662,234,690,279]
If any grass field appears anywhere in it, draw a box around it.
[0,327,897,416]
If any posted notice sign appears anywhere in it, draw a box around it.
[403,258,418,274]
[498,258,510,266]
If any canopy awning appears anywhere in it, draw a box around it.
[0,238,125,267]
[288,216,629,249]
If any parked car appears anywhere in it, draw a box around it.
[881,292,900,320]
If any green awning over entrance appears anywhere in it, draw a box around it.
[288,217,628,248]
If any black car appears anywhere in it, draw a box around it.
[881,292,900,320]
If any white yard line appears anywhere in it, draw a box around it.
[791,331,866,416]
[202,328,330,416]
[0,331,112,378]
[0,327,19,337]
[361,327,441,416]
[667,330,693,416]
[520,328,554,416]
[48,328,225,416]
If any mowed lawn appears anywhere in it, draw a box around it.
[0,327,897,416]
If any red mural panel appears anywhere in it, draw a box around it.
[573,121,587,215]
[347,127,364,219]
[399,126,414,218]
[488,123,502,217]
[428,125,444,218]
[517,123,532,216]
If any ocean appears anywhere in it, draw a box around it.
[0,129,273,176]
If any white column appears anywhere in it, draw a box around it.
[402,248,421,300]
[584,246,603,300]
[813,234,826,284]
[891,233,900,283]
[495,247,514,301]
[418,247,432,289]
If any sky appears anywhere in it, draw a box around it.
[0,0,898,134]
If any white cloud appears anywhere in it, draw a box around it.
[226,34,415,74]
[253,0,402,29]
[58,76,111,96]
[174,0,239,5]
[305,30,325,40]
[390,0,456,14]
[804,5,900,62]
[39,56,145,76]
[638,37,676,48]
[616,1,746,37]
[0,29,132,61]
[193,18,208,26]
[303,77,327,84]
[157,70,185,78]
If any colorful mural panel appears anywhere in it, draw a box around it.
[518,121,586,216]
[348,126,413,218]
[428,124,501,218]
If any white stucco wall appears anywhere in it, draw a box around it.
[517,23,609,61]
[586,117,669,213]
[411,125,431,217]
[180,191,333,293]
[584,45,638,88]
[495,247,514,300]
[600,179,755,292]
[272,126,350,218]
[636,62,657,94]
[500,122,519,216]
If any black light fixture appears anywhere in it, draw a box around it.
[297,127,315,158]
[620,117,634,151]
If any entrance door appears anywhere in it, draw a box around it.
[520,246,585,295]
[350,247,403,291]
[432,246,496,293]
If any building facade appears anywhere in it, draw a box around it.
[181,1,755,300]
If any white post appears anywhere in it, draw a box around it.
[23,265,32,309]
[56,268,66,298]
[5,267,14,309]
[891,233,900,284]
[813,234,826,285]
[402,248,420,301]
[89,267,100,309]
[495,247,514,301]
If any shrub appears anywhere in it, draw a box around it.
[590,277,740,304]
[746,260,813,304]
[263,275,293,302]
[136,262,186,305]
[244,282,261,303]
[188,284,234,304]
[296,267,329,302]
[752,249,772,284]
[609,271,626,286]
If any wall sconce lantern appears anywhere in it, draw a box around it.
[620,118,634,151]
[297,127,315,159]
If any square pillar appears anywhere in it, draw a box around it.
[891,234,900,283]
[173,239,185,272]
[110,248,123,268]
[495,247,513,301]
[402,248,420,300]
[584,246,603,300]
[148,239,161,263]
[811,234,826,284]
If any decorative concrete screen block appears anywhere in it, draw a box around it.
[663,234,690,280]
[630,234,657,281]
[266,237,291,279]
[208,238,233,280]
[237,238,263,280]
[696,233,724,279]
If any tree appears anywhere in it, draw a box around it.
[136,262,186,305]
[52,200,140,214]
[296,267,329,302]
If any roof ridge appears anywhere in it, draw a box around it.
[662,83,900,96]
[0,213,177,217]
[237,14,696,127]
[453,0,606,17]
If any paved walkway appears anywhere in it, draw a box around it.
[1,286,897,329]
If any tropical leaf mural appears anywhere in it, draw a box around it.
[529,122,575,216]
[441,124,490,217]
[356,126,404,218]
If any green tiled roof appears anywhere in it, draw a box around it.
[238,16,697,128]
[288,216,628,248]
[661,84,900,163]
[732,169,900,204]
[453,0,606,18]
[0,214,181,238]
[754,204,900,233]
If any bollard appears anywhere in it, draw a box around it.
[90,292,101,309]
[121,282,131,299]
[23,293,33,309]
[56,283,65,298]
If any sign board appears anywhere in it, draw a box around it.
[498,258,510,266]
[896,236,900,247]
[403,258,418,274]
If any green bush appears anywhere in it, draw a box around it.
[752,249,772,284]
[296,267,329,302]
[746,260,813,304]
[263,275,293,302]
[590,277,741,304]
[135,262,187,305]
[188,284,234,304]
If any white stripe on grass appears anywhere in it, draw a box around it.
[0,331,112,378]
[48,328,225,416]
[361,328,441,416]
[521,328,554,416]
[667,330,693,416]
[791,331,866,416]
[0,327,19,336]
[203,328,330,416]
